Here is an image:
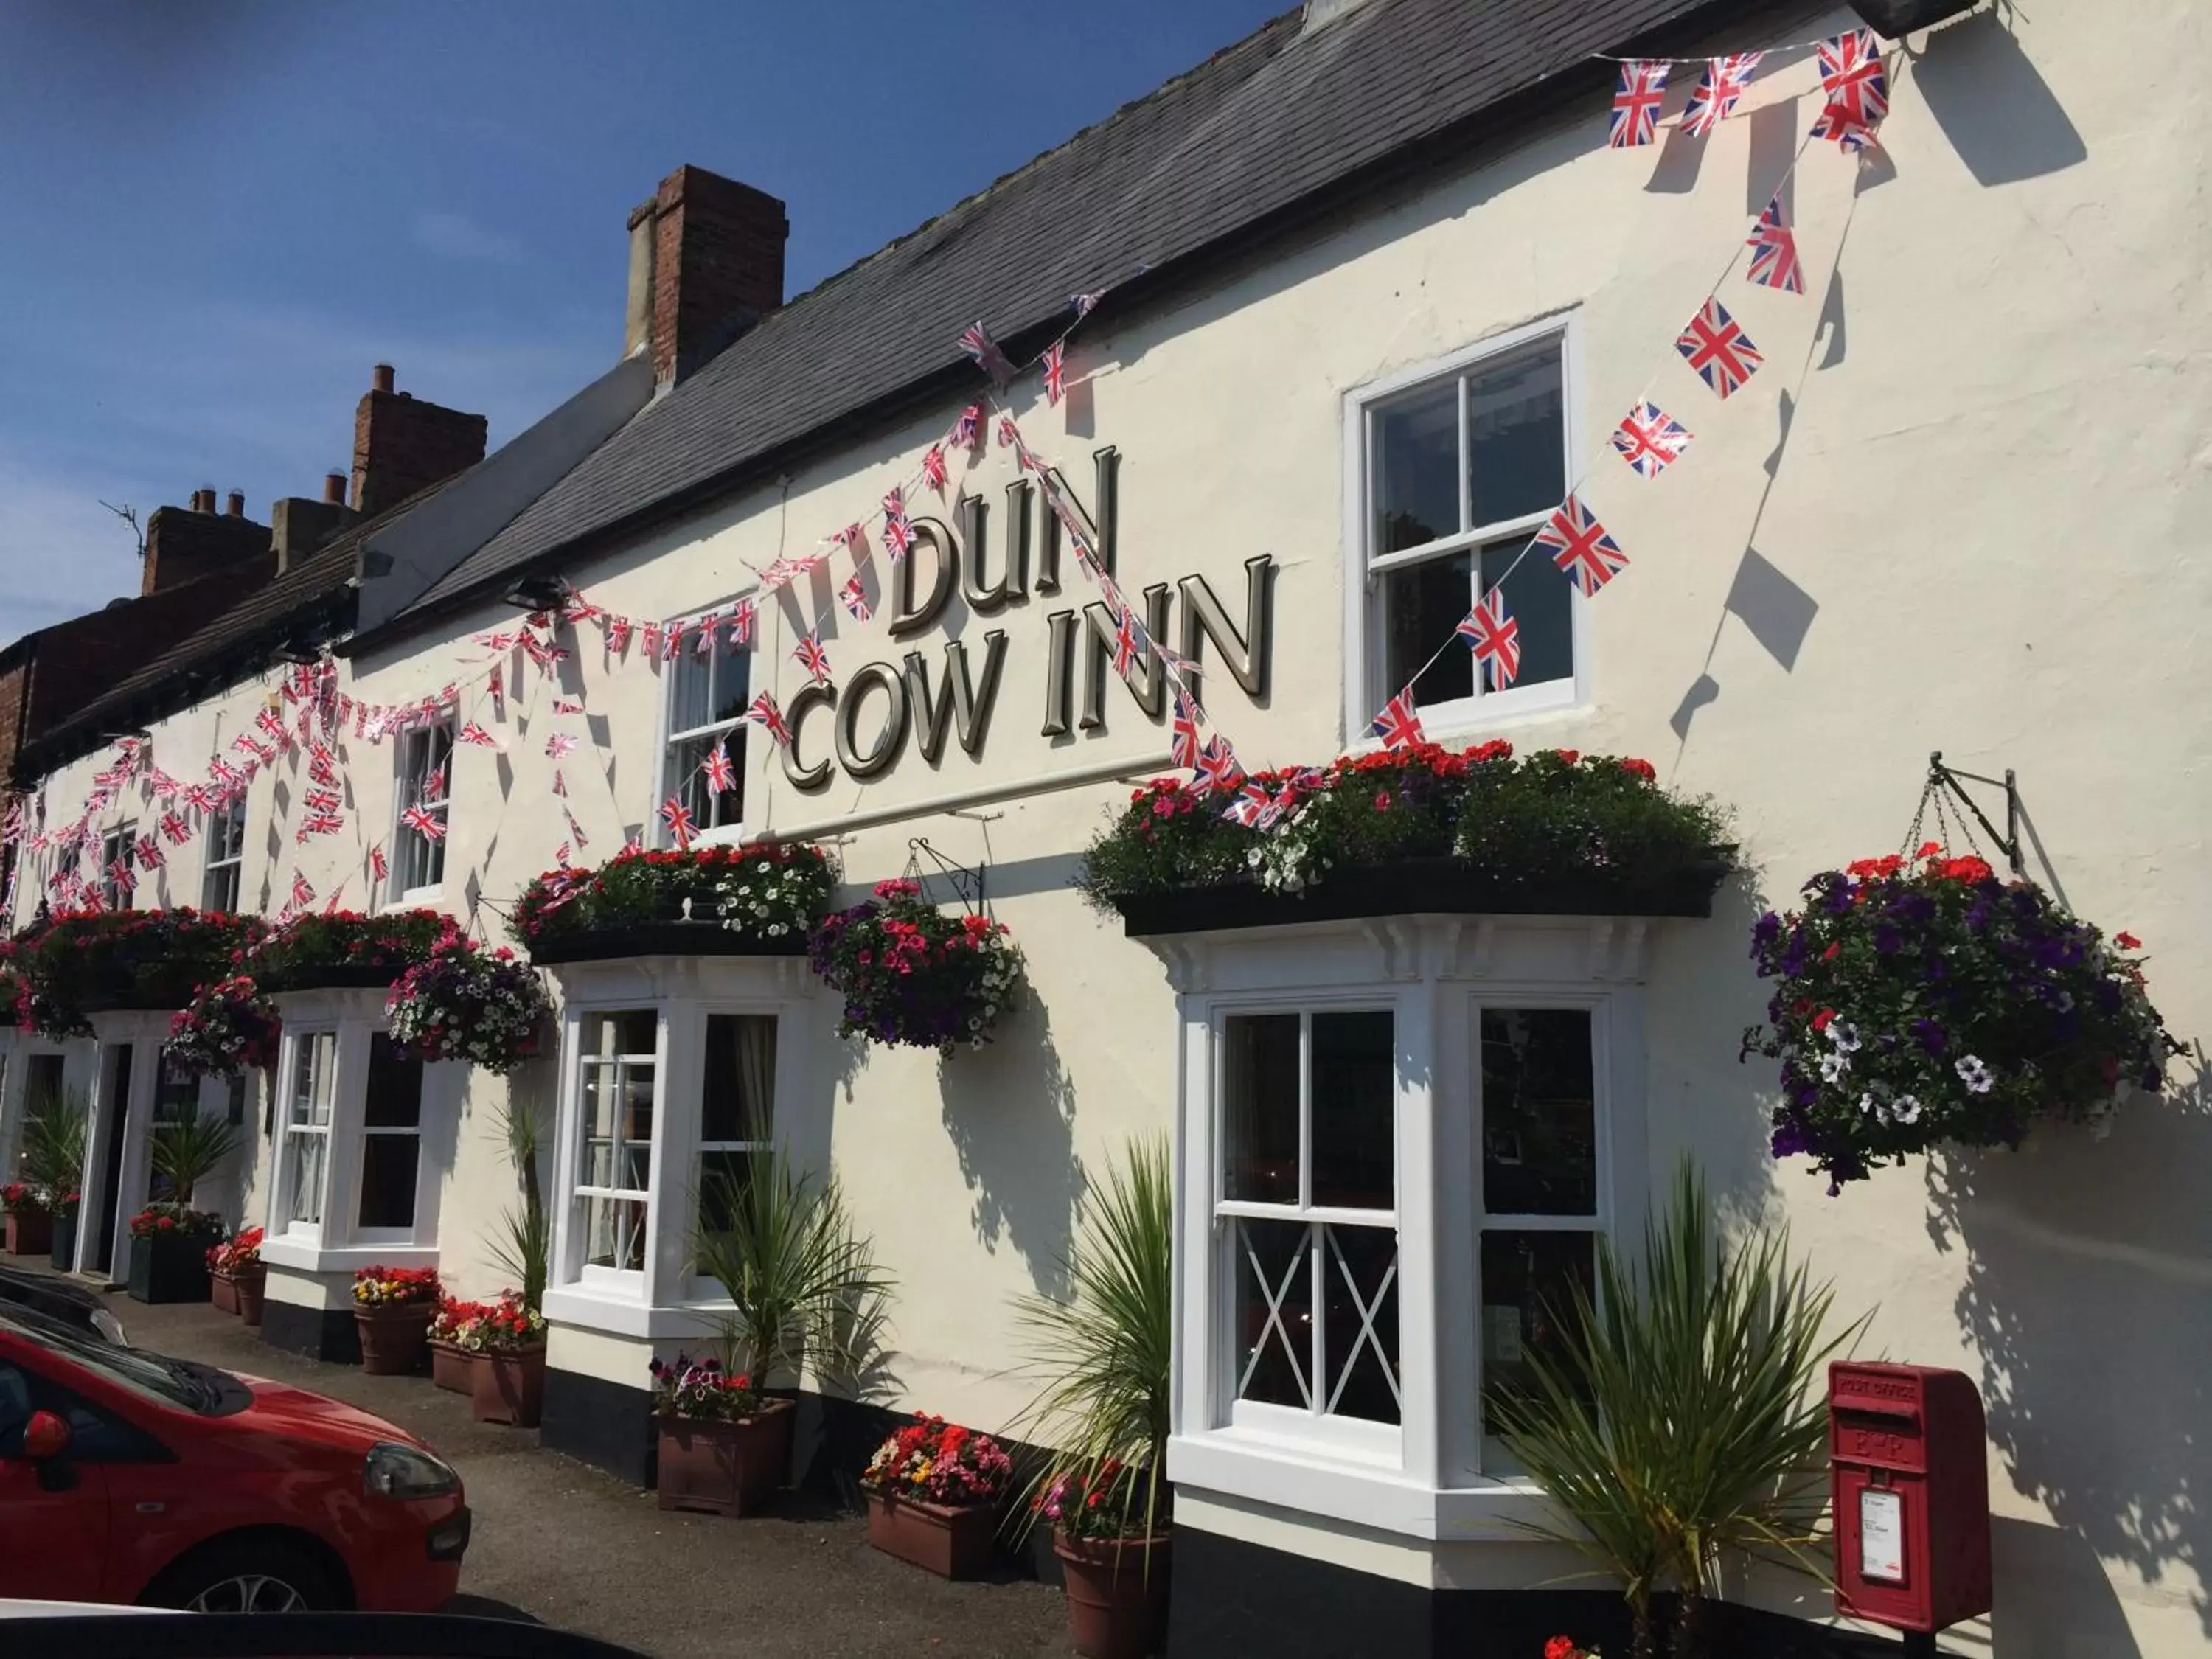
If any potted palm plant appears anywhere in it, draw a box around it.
[661,1150,892,1516]
[19,1090,87,1270]
[1009,1136,1175,1659]
[1490,1165,1865,1659]
[128,1115,241,1304]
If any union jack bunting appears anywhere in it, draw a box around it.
[553,698,585,714]
[255,708,287,745]
[1194,736,1245,797]
[421,762,445,804]
[295,813,346,841]
[554,841,571,867]
[323,886,349,914]
[641,622,664,658]
[1456,591,1523,690]
[745,692,792,747]
[922,444,948,493]
[488,664,505,716]
[474,629,518,652]
[159,812,192,846]
[546,732,578,760]
[1534,495,1631,597]
[103,859,136,897]
[1809,102,1880,155]
[1611,399,1695,479]
[700,740,738,795]
[370,843,389,882]
[1222,779,1284,831]
[956,321,1016,383]
[883,487,914,560]
[608,617,633,655]
[996,414,1019,451]
[1111,610,1147,680]
[1169,692,1205,771]
[840,575,873,623]
[458,721,498,748]
[727,601,756,652]
[1682,52,1762,137]
[794,632,832,686]
[1607,60,1672,148]
[552,771,568,797]
[1746,195,1804,295]
[146,769,180,799]
[184,782,217,812]
[660,622,684,661]
[400,804,446,842]
[304,787,343,813]
[951,402,984,449]
[694,612,719,655]
[1817,29,1888,129]
[1675,299,1763,400]
[658,795,698,850]
[291,872,316,908]
[1042,341,1067,406]
[135,834,162,871]
[1369,686,1426,751]
[1070,288,1104,319]
[566,809,591,850]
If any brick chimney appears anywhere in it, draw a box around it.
[140,489,272,595]
[625,165,788,387]
[350,364,489,518]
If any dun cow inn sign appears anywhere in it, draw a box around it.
[778,447,1274,790]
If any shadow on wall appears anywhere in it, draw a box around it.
[1926,1057,2212,1652]
[1913,10,2087,189]
[936,988,1083,1301]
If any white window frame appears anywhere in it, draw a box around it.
[100,822,139,911]
[276,1026,337,1241]
[390,721,453,902]
[201,797,246,913]
[687,1009,779,1298]
[655,621,754,847]
[351,1031,430,1245]
[1340,313,1590,745]
[570,1009,660,1290]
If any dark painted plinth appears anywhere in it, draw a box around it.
[259,1298,361,1365]
[528,923,810,967]
[540,1368,658,1488]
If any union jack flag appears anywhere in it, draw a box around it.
[554,698,585,714]
[1682,52,1762,137]
[458,721,498,748]
[183,782,216,813]
[370,843,389,882]
[1194,736,1245,797]
[608,617,633,655]
[1746,195,1804,294]
[700,740,738,795]
[661,622,683,661]
[951,402,984,449]
[554,841,571,867]
[1222,779,1284,831]
[883,487,913,560]
[746,692,791,747]
[1111,610,1147,680]
[1611,400,1695,479]
[134,834,162,870]
[552,771,568,797]
[256,708,287,745]
[957,321,1016,383]
[1170,692,1204,771]
[488,664,505,717]
[794,632,832,686]
[400,804,446,843]
[1607,60,1672,149]
[1675,299,1763,399]
[304,787,343,813]
[475,628,517,652]
[641,621,664,658]
[1456,591,1522,690]
[1535,495,1630,597]
[566,809,591,850]
[726,601,757,652]
[658,795,697,850]
[420,762,446,804]
[922,444,948,493]
[1369,686,1426,751]
[546,733,577,760]
[291,871,316,909]
[840,575,872,622]
[159,811,192,846]
[323,884,349,915]
[1070,288,1105,319]
[146,768,180,800]
[295,813,345,841]
[1809,102,1881,155]
[1042,341,1067,405]
[693,612,719,655]
[1818,29,1888,128]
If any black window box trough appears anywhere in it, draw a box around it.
[260,964,412,994]
[526,922,813,967]
[1110,857,1733,939]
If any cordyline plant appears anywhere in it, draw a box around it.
[385,932,552,1074]
[167,975,282,1077]
[509,843,835,949]
[246,909,448,990]
[1077,742,1731,906]
[1492,1165,1862,1659]
[149,1114,243,1208]
[7,908,267,1040]
[1744,844,2180,1192]
[807,879,1023,1053]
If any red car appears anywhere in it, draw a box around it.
[0,1304,468,1612]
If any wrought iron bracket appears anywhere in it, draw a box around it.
[1927,751,2023,877]
[905,836,987,914]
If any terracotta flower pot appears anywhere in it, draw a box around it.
[209,1268,240,1315]
[1055,1530,1171,1659]
[654,1399,795,1517]
[4,1209,53,1258]
[428,1338,476,1394]
[234,1265,266,1328]
[865,1490,998,1579]
[471,1344,546,1427]
[355,1301,436,1374]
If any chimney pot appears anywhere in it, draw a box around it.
[323,472,348,506]
[372,363,396,394]
[226,490,245,518]
[640,164,789,386]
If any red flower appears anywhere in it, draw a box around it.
[1545,1641,1585,1659]
[1618,757,1656,782]
[1811,1008,1837,1033]
[1551,749,1580,765]
[2116,931,2143,950]
[1822,943,1841,961]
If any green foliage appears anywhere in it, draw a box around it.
[19,1088,88,1200]
[9,909,267,1039]
[490,1085,550,1316]
[149,1113,243,1206]
[248,909,448,990]
[1491,1165,1862,1659]
[509,843,835,948]
[1008,1135,1175,1542]
[1073,779,1262,914]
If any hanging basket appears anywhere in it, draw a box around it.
[807,880,1023,1054]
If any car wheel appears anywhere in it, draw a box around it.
[146,1537,337,1613]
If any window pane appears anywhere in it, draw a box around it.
[622,1072,655,1189]
[1480,1229,1596,1434]
[582,1066,619,1188]
[225,1074,247,1129]
[698,1148,756,1239]
[1223,1014,1300,1206]
[1372,379,1459,554]
[1233,1217,1312,1410]
[203,860,240,914]
[702,1015,775,1144]
[154,1054,199,1124]
[1465,344,1565,529]
[1382,551,1475,709]
[288,1134,324,1226]
[291,1034,335,1127]
[669,647,714,734]
[1480,1009,1597,1216]
[1310,1012,1394,1211]
[364,1033,423,1129]
[712,648,749,727]
[1480,540,1574,690]
[357,1135,420,1231]
[589,1011,658,1058]
[582,1194,647,1271]
[1323,1225,1400,1424]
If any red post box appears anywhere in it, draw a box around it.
[1829,1362,1992,1637]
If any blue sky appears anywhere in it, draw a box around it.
[0,0,1285,643]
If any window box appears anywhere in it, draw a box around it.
[866,1492,998,1580]
[250,911,450,993]
[15,911,265,1033]
[471,1344,548,1428]
[428,1338,475,1394]
[127,1227,214,1305]
[655,1399,796,1517]
[512,844,833,967]
[527,920,810,967]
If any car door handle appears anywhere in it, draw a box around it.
[134,1501,165,1514]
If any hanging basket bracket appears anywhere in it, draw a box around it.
[1926,751,2023,877]
[905,837,987,915]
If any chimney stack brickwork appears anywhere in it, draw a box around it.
[350,365,490,518]
[641,165,789,386]
[140,499,272,595]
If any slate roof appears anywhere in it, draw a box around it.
[400,0,1759,628]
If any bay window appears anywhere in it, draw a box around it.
[280,1030,335,1233]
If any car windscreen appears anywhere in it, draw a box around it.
[0,1307,216,1413]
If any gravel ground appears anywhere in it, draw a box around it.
[60,1283,1074,1659]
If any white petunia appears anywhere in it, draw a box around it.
[1955,1054,1994,1094]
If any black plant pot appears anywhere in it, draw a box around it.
[49,1209,77,1272]
[1848,0,1979,37]
[128,1229,215,1304]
